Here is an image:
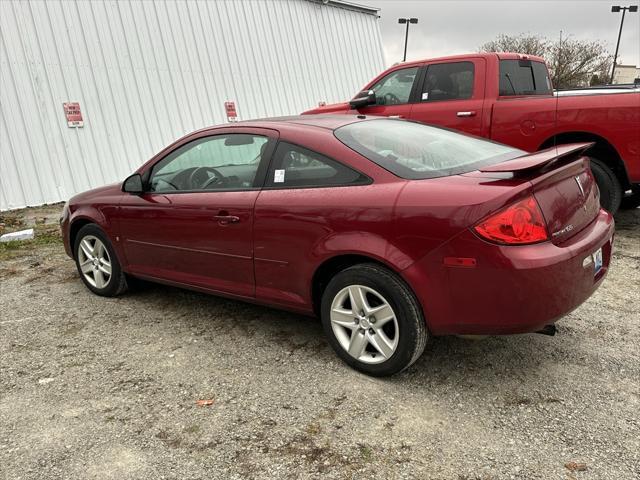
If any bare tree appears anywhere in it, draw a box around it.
[479,33,613,88]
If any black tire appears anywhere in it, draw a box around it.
[621,185,640,210]
[73,223,128,297]
[589,157,622,214]
[320,263,428,377]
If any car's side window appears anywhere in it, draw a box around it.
[148,134,269,192]
[265,142,369,188]
[421,62,475,102]
[369,67,419,106]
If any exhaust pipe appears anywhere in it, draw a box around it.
[536,324,557,336]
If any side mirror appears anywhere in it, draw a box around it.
[122,173,144,194]
[349,90,376,109]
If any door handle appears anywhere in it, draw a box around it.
[456,111,477,117]
[389,115,405,118]
[213,214,240,225]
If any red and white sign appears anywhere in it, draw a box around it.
[63,102,83,127]
[224,101,237,122]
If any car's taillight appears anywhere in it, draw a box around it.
[474,195,549,245]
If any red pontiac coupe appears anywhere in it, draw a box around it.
[61,115,614,376]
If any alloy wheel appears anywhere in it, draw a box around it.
[77,235,112,289]
[330,285,399,364]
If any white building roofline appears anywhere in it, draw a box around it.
[310,0,380,16]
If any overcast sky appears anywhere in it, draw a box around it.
[363,0,640,67]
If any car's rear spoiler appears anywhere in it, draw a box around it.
[480,142,595,173]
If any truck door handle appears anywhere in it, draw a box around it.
[456,111,476,117]
[389,115,404,118]
[213,213,240,225]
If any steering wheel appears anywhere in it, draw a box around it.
[189,166,227,190]
[384,92,401,105]
[152,178,179,191]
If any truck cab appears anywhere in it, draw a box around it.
[304,52,640,213]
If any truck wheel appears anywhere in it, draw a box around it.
[621,186,640,210]
[589,157,622,214]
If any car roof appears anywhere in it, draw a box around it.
[391,52,547,69]
[231,114,370,131]
[177,115,394,146]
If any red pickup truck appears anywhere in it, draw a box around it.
[303,53,640,213]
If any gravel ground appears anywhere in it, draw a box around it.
[0,206,638,480]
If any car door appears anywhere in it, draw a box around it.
[356,65,422,119]
[253,141,377,312]
[118,128,277,298]
[409,58,486,136]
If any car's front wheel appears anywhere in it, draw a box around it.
[74,224,128,297]
[321,264,428,376]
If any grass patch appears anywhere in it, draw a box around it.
[184,424,201,434]
[358,444,373,461]
[305,422,322,436]
[0,212,25,230]
[0,224,63,261]
[0,219,62,260]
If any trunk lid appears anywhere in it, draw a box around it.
[481,143,600,244]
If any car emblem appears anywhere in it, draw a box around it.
[552,224,574,238]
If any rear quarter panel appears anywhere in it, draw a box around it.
[252,126,412,313]
[392,175,532,333]
[253,182,407,313]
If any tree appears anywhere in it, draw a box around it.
[479,33,613,89]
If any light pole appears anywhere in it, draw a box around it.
[610,5,638,83]
[398,18,418,62]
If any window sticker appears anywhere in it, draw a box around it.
[421,92,429,100]
[274,169,285,183]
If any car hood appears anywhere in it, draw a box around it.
[69,182,122,205]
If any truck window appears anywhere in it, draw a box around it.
[421,62,474,102]
[499,60,552,96]
[369,67,419,105]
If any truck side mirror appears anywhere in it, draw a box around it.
[122,173,144,194]
[349,90,376,109]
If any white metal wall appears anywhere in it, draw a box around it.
[0,0,385,210]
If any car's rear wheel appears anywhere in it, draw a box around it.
[589,157,622,214]
[74,224,127,297]
[320,263,428,376]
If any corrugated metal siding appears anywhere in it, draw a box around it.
[0,0,385,210]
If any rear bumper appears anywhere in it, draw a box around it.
[403,209,615,335]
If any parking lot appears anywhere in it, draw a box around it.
[0,205,638,480]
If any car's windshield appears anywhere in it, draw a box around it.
[334,119,525,179]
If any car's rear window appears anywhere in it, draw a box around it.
[499,59,552,96]
[334,119,525,179]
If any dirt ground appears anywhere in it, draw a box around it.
[0,205,638,480]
